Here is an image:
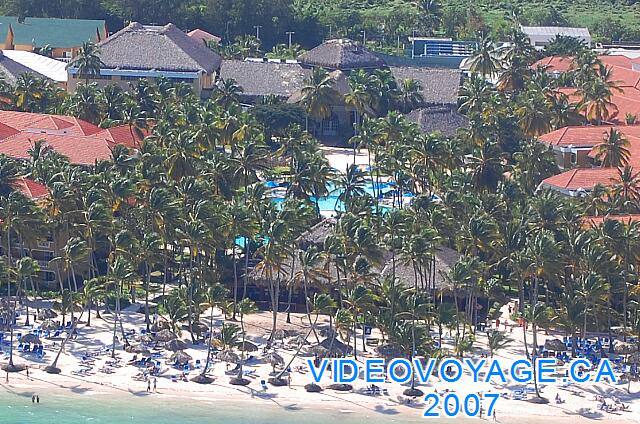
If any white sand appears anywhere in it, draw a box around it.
[1,301,638,424]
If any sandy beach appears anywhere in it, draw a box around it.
[1,300,638,424]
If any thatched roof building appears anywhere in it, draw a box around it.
[405,106,469,136]
[389,67,462,106]
[220,60,310,101]
[86,22,222,73]
[297,39,386,71]
[379,245,460,290]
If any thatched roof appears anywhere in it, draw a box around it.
[405,107,469,137]
[297,39,386,70]
[297,218,336,249]
[308,337,353,357]
[0,51,45,84]
[380,246,460,290]
[78,22,222,73]
[219,60,310,99]
[389,67,462,105]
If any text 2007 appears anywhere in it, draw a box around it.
[423,393,499,418]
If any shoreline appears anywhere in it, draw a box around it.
[1,364,637,424]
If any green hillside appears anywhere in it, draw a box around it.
[0,0,638,48]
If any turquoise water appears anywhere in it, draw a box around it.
[0,386,425,424]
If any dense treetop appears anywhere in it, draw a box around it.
[1,0,640,51]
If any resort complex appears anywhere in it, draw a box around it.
[0,4,639,424]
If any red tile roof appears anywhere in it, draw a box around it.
[538,125,640,148]
[10,176,48,200]
[556,87,640,124]
[187,29,221,44]
[582,214,640,227]
[533,55,640,84]
[541,167,620,191]
[0,111,143,165]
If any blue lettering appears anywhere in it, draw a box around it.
[414,358,436,384]
[536,359,556,383]
[464,358,486,382]
[365,358,385,383]
[595,359,617,383]
[388,358,412,383]
[336,359,358,383]
[569,359,591,383]
[307,358,328,383]
[511,359,533,383]
[485,360,507,384]
[440,358,463,383]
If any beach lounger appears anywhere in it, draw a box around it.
[261,380,268,390]
[195,360,201,369]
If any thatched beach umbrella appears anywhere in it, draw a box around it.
[615,342,638,355]
[236,340,258,352]
[126,344,151,355]
[151,319,171,332]
[192,321,209,336]
[170,350,192,365]
[165,339,188,352]
[264,351,284,372]
[376,344,404,359]
[218,350,240,365]
[305,383,323,392]
[140,334,155,344]
[328,383,352,391]
[308,338,352,357]
[37,309,57,320]
[288,335,310,346]
[155,329,177,342]
[544,339,567,352]
[41,320,59,332]
[20,334,42,345]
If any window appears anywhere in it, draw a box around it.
[322,114,339,136]
[120,75,142,81]
[570,152,577,165]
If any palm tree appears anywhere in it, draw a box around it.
[45,277,101,374]
[593,129,630,168]
[193,283,228,384]
[72,41,104,86]
[393,79,424,113]
[468,35,501,78]
[14,257,40,327]
[234,298,257,382]
[343,284,374,359]
[486,330,511,358]
[277,293,336,381]
[297,67,342,132]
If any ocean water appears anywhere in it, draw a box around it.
[0,386,428,424]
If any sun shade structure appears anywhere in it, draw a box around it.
[0,50,44,84]
[297,39,386,71]
[2,50,67,83]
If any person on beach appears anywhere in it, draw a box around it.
[153,378,157,392]
[36,395,39,403]
[493,410,497,421]
[26,367,29,379]
[147,380,151,392]
[32,395,35,403]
